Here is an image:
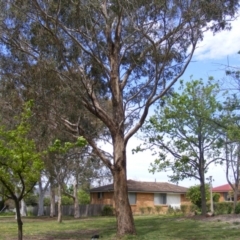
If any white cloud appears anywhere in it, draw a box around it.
[194,16,240,60]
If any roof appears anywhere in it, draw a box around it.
[212,184,233,192]
[90,179,188,193]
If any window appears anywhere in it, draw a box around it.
[154,193,167,205]
[97,192,103,199]
[128,193,136,205]
[224,192,233,201]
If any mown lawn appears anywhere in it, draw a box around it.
[0,214,240,240]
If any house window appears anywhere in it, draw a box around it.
[128,193,136,205]
[98,192,104,199]
[224,192,233,201]
[154,193,167,205]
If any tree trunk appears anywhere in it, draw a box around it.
[15,199,23,240]
[233,184,238,213]
[73,181,80,218]
[38,192,45,216]
[200,181,207,215]
[20,199,27,217]
[57,184,62,223]
[50,184,56,217]
[37,179,49,216]
[113,137,136,236]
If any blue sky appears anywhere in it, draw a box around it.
[126,16,240,188]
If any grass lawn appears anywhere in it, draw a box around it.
[0,214,240,240]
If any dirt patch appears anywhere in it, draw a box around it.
[189,214,240,224]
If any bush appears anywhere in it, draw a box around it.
[155,206,162,214]
[61,195,74,205]
[102,205,114,216]
[213,193,220,202]
[214,202,233,215]
[147,206,153,214]
[186,185,210,209]
[235,202,240,214]
[167,206,175,215]
[189,204,199,213]
[180,204,188,215]
[44,197,50,206]
[24,193,38,206]
[139,207,146,215]
[78,189,90,204]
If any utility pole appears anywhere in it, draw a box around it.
[209,176,214,213]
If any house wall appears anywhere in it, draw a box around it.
[90,192,114,206]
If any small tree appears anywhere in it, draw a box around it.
[0,101,44,240]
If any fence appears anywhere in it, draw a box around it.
[27,204,106,217]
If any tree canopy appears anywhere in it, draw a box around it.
[0,0,239,236]
[138,78,223,214]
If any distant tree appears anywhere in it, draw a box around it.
[138,79,223,215]
[0,102,43,240]
[0,0,238,236]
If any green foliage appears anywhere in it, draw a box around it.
[101,205,114,216]
[77,189,90,204]
[48,137,87,154]
[24,193,38,206]
[234,202,240,214]
[62,195,74,205]
[43,198,50,206]
[213,202,234,215]
[0,101,44,200]
[139,78,223,184]
[213,193,221,202]
[187,185,210,209]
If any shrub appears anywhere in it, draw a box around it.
[180,204,188,215]
[186,185,210,209]
[102,205,114,216]
[155,206,162,215]
[24,193,38,206]
[213,193,220,202]
[167,206,175,215]
[189,204,199,213]
[214,202,233,215]
[44,197,50,206]
[61,195,74,205]
[139,207,146,215]
[235,202,240,214]
[147,206,153,214]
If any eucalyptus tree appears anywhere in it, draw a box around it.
[0,0,238,235]
[138,79,223,215]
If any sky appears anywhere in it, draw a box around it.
[126,16,240,188]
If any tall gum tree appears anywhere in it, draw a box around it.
[0,0,238,236]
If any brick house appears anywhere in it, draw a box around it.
[90,180,189,214]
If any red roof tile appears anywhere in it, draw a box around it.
[212,184,232,192]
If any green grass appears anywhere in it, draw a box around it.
[0,214,240,240]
